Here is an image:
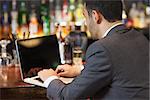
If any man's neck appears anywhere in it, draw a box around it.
[98,20,122,38]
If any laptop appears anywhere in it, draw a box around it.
[15,35,74,88]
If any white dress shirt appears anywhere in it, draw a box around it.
[44,22,123,88]
[102,22,123,38]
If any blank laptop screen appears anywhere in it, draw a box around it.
[16,35,61,78]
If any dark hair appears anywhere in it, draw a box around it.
[84,0,123,22]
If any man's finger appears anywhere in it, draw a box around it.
[55,65,64,72]
[58,71,68,77]
[43,69,48,71]
[55,67,61,72]
[38,71,42,76]
[55,67,64,74]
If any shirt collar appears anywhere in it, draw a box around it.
[102,22,123,38]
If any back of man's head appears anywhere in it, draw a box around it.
[84,0,123,22]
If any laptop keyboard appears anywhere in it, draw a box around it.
[35,77,44,83]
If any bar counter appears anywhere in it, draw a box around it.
[1,86,48,100]
[0,65,48,100]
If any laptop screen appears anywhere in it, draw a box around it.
[16,35,61,78]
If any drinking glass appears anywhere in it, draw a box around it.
[0,40,12,82]
[73,47,83,66]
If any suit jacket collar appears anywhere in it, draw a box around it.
[106,24,130,37]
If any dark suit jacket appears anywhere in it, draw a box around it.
[47,25,149,100]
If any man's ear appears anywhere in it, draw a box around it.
[92,10,102,24]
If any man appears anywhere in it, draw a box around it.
[38,0,149,99]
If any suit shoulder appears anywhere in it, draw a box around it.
[86,40,107,58]
[87,40,104,51]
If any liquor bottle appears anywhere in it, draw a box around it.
[75,0,84,23]
[64,38,73,65]
[40,0,50,35]
[122,10,127,24]
[18,1,28,39]
[69,0,75,21]
[57,24,65,64]
[57,23,72,65]
[62,0,68,22]
[55,0,62,23]
[60,22,69,38]
[42,16,50,36]
[40,0,49,21]
[138,2,147,28]
[18,2,27,25]
[29,4,39,38]
[1,2,11,40]
[146,6,150,26]
[68,0,76,31]
[11,0,18,36]
[49,0,55,34]
[129,3,139,28]
[139,9,146,28]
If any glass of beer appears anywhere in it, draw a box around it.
[73,47,83,66]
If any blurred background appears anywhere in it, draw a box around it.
[0,0,149,85]
[0,0,149,40]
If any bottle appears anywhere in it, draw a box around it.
[139,9,146,28]
[62,0,68,22]
[18,2,27,25]
[58,24,65,64]
[18,1,28,39]
[42,16,50,36]
[49,0,55,35]
[121,0,127,25]
[11,0,18,37]
[122,10,127,24]
[1,2,11,40]
[60,22,69,38]
[75,0,84,23]
[64,38,73,65]
[68,0,75,21]
[40,0,50,36]
[29,4,39,38]
[57,23,73,65]
[129,3,138,19]
[68,0,76,31]
[40,0,49,22]
[55,0,62,23]
[129,3,140,28]
[146,6,150,26]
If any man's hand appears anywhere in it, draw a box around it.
[55,64,81,77]
[38,69,58,81]
[27,67,42,77]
